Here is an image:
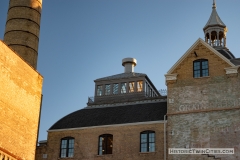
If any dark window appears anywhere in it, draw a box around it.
[105,84,111,95]
[60,137,74,158]
[121,82,127,93]
[140,131,155,152]
[97,85,103,96]
[193,59,209,78]
[98,134,113,155]
[113,83,119,94]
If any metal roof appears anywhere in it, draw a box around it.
[49,101,167,130]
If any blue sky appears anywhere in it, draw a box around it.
[0,0,239,141]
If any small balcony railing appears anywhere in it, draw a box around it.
[88,89,167,104]
[0,149,17,160]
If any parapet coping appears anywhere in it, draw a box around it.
[85,98,167,109]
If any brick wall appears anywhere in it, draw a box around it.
[36,122,165,160]
[0,40,43,160]
[166,42,240,160]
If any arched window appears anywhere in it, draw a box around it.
[98,134,113,155]
[60,137,74,158]
[193,59,209,78]
[140,130,155,152]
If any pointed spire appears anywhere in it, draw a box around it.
[212,0,216,9]
[204,0,226,29]
[203,0,228,49]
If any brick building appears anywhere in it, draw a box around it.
[36,1,240,160]
[0,0,43,159]
[166,1,240,160]
[36,58,167,160]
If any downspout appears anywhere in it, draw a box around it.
[164,115,167,160]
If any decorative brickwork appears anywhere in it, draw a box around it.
[0,40,43,160]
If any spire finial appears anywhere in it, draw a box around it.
[213,0,216,8]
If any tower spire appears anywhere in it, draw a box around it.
[203,0,227,49]
[213,0,216,8]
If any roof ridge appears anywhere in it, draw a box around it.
[95,72,146,81]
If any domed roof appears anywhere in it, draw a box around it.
[49,101,167,130]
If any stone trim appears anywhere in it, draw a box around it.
[48,120,166,132]
[165,74,178,81]
[224,66,240,74]
[167,106,240,116]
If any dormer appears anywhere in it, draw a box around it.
[88,58,164,106]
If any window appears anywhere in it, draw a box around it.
[129,82,135,93]
[60,137,74,158]
[140,131,155,152]
[105,84,110,95]
[98,134,113,155]
[97,85,103,96]
[193,59,209,78]
[121,82,127,94]
[113,83,119,94]
[137,81,143,92]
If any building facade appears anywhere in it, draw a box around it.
[36,58,167,160]
[165,1,240,160]
[0,0,43,159]
[36,1,240,160]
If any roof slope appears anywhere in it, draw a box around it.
[49,101,167,130]
[95,72,146,81]
[167,38,235,74]
[204,3,226,29]
[216,49,235,59]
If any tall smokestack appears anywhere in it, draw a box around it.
[122,58,137,73]
[4,0,42,69]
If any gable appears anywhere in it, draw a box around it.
[167,38,235,75]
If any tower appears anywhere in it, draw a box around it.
[203,0,227,49]
[3,0,42,69]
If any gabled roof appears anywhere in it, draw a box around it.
[49,101,167,130]
[167,38,235,74]
[204,2,226,29]
[95,72,146,82]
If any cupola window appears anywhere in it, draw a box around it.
[193,59,209,78]
[121,82,127,93]
[105,84,111,95]
[129,82,135,93]
[113,83,119,94]
[97,85,103,96]
[137,81,143,92]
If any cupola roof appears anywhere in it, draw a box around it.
[203,0,226,30]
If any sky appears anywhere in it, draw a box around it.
[0,0,239,142]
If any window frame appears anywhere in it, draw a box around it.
[112,83,119,95]
[137,81,143,92]
[140,130,155,152]
[105,84,111,95]
[193,59,209,78]
[97,85,103,96]
[128,81,135,93]
[121,82,127,94]
[98,134,113,155]
[60,137,74,158]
